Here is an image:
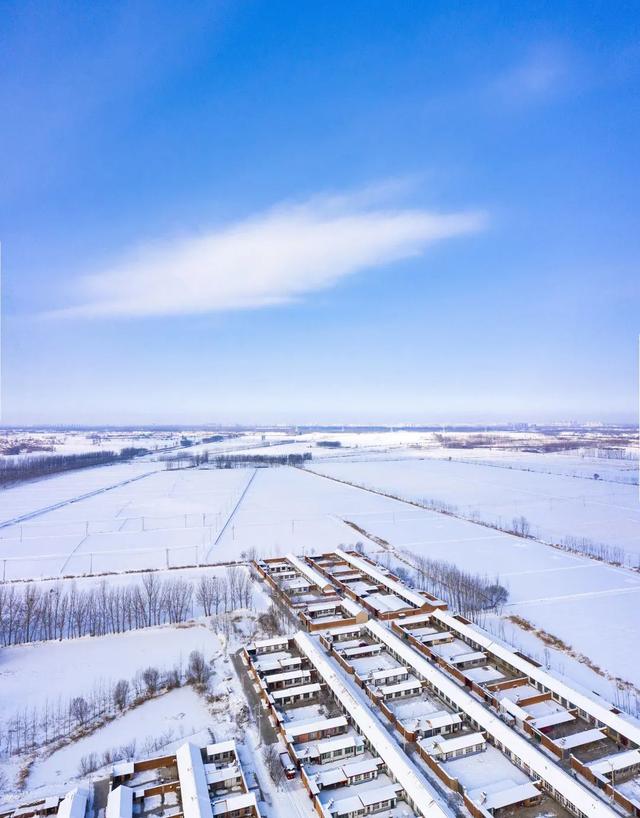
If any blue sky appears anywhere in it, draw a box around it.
[1,1,638,425]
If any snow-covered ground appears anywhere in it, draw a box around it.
[0,468,257,578]
[0,621,219,727]
[349,503,640,690]
[1,429,639,755]
[307,458,640,560]
[27,686,212,789]
[444,744,529,791]
[0,462,159,526]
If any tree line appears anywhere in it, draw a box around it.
[393,549,509,620]
[162,451,312,469]
[0,447,149,487]
[0,567,254,647]
[0,649,211,759]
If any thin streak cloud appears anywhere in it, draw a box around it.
[54,191,487,319]
[490,45,571,103]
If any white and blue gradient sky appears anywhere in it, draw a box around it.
[1,2,638,424]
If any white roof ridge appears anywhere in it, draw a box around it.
[366,620,619,818]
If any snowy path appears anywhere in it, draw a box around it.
[0,468,159,529]
[205,468,258,561]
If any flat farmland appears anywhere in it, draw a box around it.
[0,468,256,578]
[307,458,640,561]
[1,461,639,692]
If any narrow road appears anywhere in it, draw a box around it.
[230,649,277,745]
[204,468,258,561]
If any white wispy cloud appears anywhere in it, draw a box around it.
[54,189,486,318]
[491,45,570,103]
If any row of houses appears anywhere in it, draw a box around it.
[258,550,640,818]
[105,740,260,818]
[318,622,551,818]
[0,742,259,818]
[392,610,640,816]
[305,550,446,620]
[253,555,368,630]
[243,633,452,818]
[0,789,88,818]
[287,548,640,817]
[323,613,626,818]
[363,619,627,818]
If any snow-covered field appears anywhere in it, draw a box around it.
[0,462,159,525]
[27,685,212,790]
[0,468,257,578]
[307,458,640,560]
[1,458,639,693]
[0,621,219,727]
[0,620,227,794]
[1,429,639,760]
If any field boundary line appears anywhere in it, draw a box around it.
[0,469,160,529]
[299,465,640,576]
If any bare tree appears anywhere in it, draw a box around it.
[187,650,211,689]
[142,667,160,695]
[262,744,285,787]
[70,696,89,727]
[113,679,130,712]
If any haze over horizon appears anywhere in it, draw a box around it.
[1,2,638,425]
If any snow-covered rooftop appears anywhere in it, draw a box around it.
[379,679,422,696]
[294,631,451,818]
[205,764,241,786]
[249,636,290,651]
[367,592,412,613]
[588,749,640,777]
[106,786,133,818]
[316,757,382,788]
[205,740,236,759]
[314,735,361,756]
[306,600,341,614]
[365,620,619,818]
[529,710,575,730]
[270,682,321,700]
[418,631,452,644]
[334,550,428,609]
[324,624,363,637]
[339,597,364,617]
[212,793,256,816]
[448,651,486,665]
[428,733,486,756]
[366,666,409,682]
[287,554,333,591]
[556,728,606,750]
[431,609,640,749]
[328,784,400,816]
[285,716,348,740]
[469,782,540,811]
[264,668,311,686]
[57,789,88,818]
[422,712,463,731]
[177,742,214,818]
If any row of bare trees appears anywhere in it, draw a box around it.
[0,568,254,647]
[557,534,631,568]
[409,492,637,571]
[398,549,509,620]
[162,452,312,469]
[0,650,209,757]
[195,567,253,615]
[0,448,148,486]
[78,726,179,777]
